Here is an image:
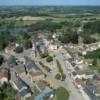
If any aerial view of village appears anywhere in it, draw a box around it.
[0,0,100,100]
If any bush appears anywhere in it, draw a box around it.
[39,61,51,72]
[56,60,66,81]
[40,53,48,58]
[24,39,33,49]
[61,73,66,81]
[55,73,61,80]
[46,56,53,62]
[14,46,23,53]
[56,60,63,74]
[0,55,4,65]
[84,49,100,59]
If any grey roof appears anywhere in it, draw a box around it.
[84,82,96,100]
[20,88,31,97]
[25,57,39,70]
[7,55,17,67]
[14,77,27,90]
[74,67,80,71]
[72,71,77,76]
[14,64,25,74]
[34,87,52,100]
[84,87,96,100]
[85,71,94,75]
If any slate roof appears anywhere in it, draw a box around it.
[34,87,52,100]
[20,88,31,97]
[84,82,96,100]
[14,64,25,74]
[25,57,39,70]
[14,77,27,90]
[7,55,17,67]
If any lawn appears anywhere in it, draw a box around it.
[85,58,100,72]
[54,87,69,100]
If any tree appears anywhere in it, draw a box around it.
[40,51,48,58]
[0,32,15,51]
[61,73,66,81]
[0,55,4,65]
[70,31,78,44]
[24,40,33,49]
[92,58,97,66]
[46,56,53,62]
[14,46,23,53]
[82,34,97,44]
[22,33,30,40]
[55,73,61,80]
[58,33,70,44]
[0,83,16,100]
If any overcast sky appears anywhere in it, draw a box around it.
[0,0,100,6]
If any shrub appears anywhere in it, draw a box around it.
[39,61,51,72]
[61,73,66,81]
[46,56,53,62]
[14,46,23,53]
[55,73,61,80]
[24,39,33,49]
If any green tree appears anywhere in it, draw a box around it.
[58,33,70,44]
[24,39,33,49]
[0,55,4,65]
[14,46,23,53]
[92,58,97,66]
[0,83,16,100]
[46,56,53,62]
[22,33,30,40]
[55,73,61,80]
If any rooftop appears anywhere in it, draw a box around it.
[34,87,52,100]
[25,57,39,71]
[14,77,27,90]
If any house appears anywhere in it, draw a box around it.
[74,78,85,89]
[12,57,44,87]
[83,75,100,100]
[34,87,53,100]
[35,80,50,91]
[36,44,47,54]
[25,57,39,71]
[0,67,8,84]
[71,71,94,80]
[29,70,44,81]
[11,76,32,100]
[13,64,26,74]
[83,42,100,52]
[4,44,14,54]
[84,81,96,100]
[92,75,100,97]
[48,43,57,50]
[7,55,17,67]
[76,63,89,71]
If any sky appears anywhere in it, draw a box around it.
[0,0,100,6]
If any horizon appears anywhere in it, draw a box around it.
[0,0,100,6]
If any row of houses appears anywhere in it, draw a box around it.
[0,55,53,100]
[67,54,100,100]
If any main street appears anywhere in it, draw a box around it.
[55,52,85,100]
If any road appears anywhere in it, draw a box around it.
[56,53,85,100]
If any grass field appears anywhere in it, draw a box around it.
[53,87,69,100]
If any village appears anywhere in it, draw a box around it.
[0,31,100,100]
